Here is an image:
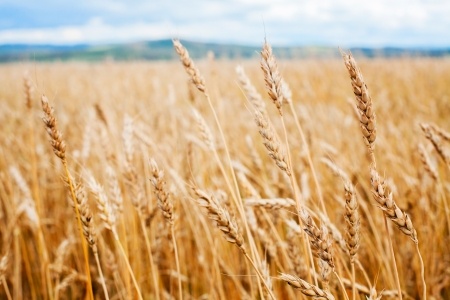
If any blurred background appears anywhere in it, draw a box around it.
[0,0,449,61]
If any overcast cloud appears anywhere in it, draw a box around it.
[0,0,448,47]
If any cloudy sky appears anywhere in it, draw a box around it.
[0,0,448,47]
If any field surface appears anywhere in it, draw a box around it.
[0,52,449,299]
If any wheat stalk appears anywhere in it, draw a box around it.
[86,172,142,300]
[150,159,182,300]
[40,95,94,299]
[74,181,109,300]
[0,252,11,300]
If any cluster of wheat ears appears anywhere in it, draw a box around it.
[0,39,449,299]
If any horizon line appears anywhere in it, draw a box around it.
[1,38,450,49]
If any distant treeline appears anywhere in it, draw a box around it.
[1,39,449,62]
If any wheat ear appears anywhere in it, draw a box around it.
[173,39,268,296]
[421,123,450,167]
[75,181,109,300]
[245,198,296,209]
[172,39,206,93]
[192,186,276,299]
[344,181,360,300]
[299,209,334,269]
[150,159,182,300]
[430,123,450,142]
[341,52,377,165]
[417,143,438,180]
[86,173,142,300]
[236,65,266,115]
[254,110,291,176]
[280,273,335,300]
[260,40,283,115]
[41,95,66,160]
[192,109,215,151]
[40,95,94,300]
[370,168,417,242]
[341,52,415,299]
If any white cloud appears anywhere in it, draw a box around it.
[0,0,449,46]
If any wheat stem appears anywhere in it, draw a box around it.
[139,218,160,300]
[333,271,350,300]
[279,117,318,286]
[171,226,183,300]
[416,243,427,300]
[242,252,276,300]
[113,232,143,300]
[351,262,356,300]
[1,275,12,300]
[384,216,403,300]
[93,248,110,300]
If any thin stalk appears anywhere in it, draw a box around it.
[54,281,60,300]
[139,218,160,300]
[351,262,356,300]
[112,271,126,300]
[174,40,264,295]
[437,179,450,239]
[30,120,53,300]
[242,251,276,300]
[37,228,53,300]
[118,212,132,299]
[113,232,143,300]
[203,92,264,294]
[171,226,183,300]
[93,249,110,300]
[333,271,350,300]
[191,204,227,299]
[355,259,371,288]
[13,229,21,300]
[288,102,328,216]
[1,275,12,300]
[384,217,402,300]
[20,236,36,300]
[62,162,94,300]
[416,243,426,300]
[280,115,318,286]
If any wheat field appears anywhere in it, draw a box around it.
[0,41,449,300]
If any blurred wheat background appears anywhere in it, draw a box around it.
[0,41,449,300]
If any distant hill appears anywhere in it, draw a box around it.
[0,39,449,62]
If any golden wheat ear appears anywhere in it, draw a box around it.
[341,51,377,163]
[173,39,206,93]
